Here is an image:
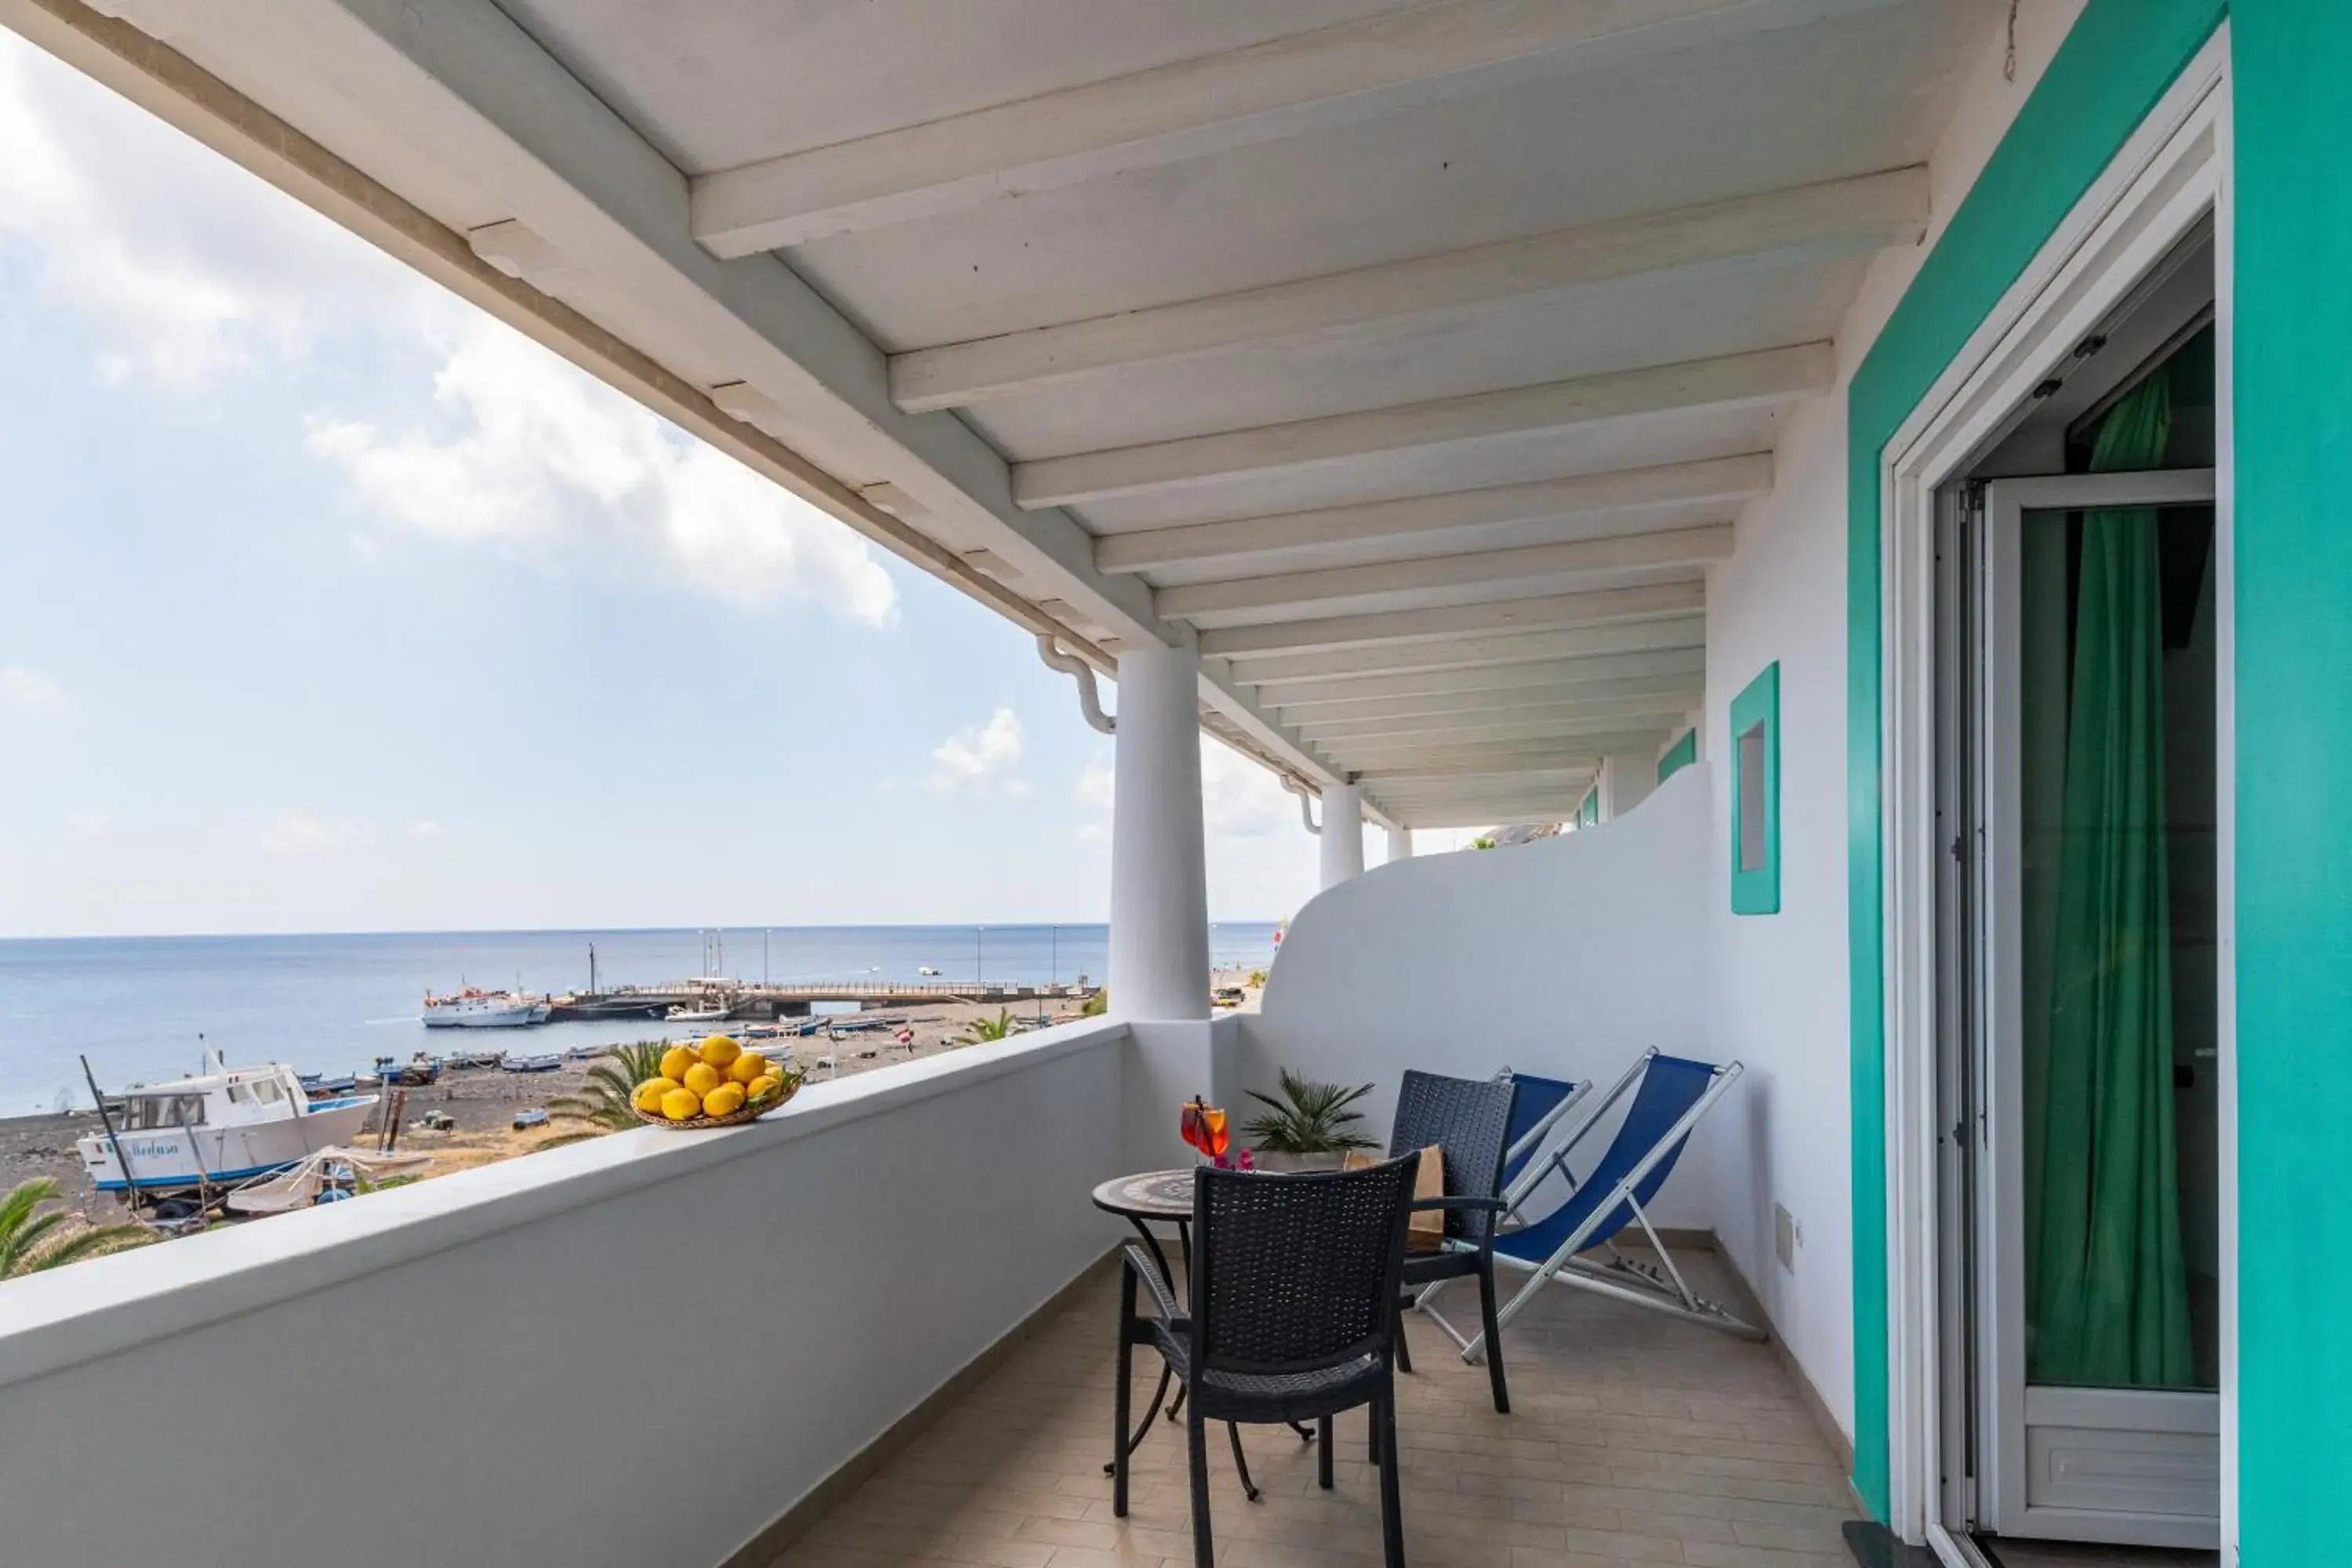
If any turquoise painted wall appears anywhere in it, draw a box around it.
[2228,7,2352,1556]
[1841,0,2227,1516]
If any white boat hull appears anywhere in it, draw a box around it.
[423,1000,551,1029]
[78,1097,379,1194]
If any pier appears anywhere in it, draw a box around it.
[548,980,1097,1023]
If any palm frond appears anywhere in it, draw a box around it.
[960,1007,1018,1044]
[20,1222,151,1272]
[1239,1069,1377,1153]
[2,1177,153,1279]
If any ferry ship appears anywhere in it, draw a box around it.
[78,1058,378,1200]
[420,988,552,1029]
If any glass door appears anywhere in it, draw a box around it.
[1973,468,2220,1550]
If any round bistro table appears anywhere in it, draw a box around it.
[1091,1167,1312,1499]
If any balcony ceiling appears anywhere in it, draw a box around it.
[77,0,1993,828]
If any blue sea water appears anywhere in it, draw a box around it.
[0,923,1280,1117]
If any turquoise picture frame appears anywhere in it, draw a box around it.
[1730,663,1780,916]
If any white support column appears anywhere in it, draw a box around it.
[1319,782,1366,888]
[1386,826,1414,864]
[1109,643,1210,1021]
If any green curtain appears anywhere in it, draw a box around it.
[2029,369,2194,1388]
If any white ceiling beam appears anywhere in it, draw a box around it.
[1374,788,1593,809]
[1359,760,1611,786]
[1332,731,1668,771]
[1221,615,1708,684]
[1375,782,1593,802]
[1261,650,1705,710]
[1197,582,1703,659]
[1299,696,1698,743]
[691,0,1915,256]
[1287,674,1704,727]
[1155,524,1730,627]
[1279,671,1704,724]
[895,169,1923,412]
[1016,343,1831,510]
[1095,456,1769,574]
[1389,807,1587,829]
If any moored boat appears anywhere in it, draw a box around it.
[421,988,552,1029]
[78,1058,379,1202]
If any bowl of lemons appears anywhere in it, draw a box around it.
[630,1034,802,1129]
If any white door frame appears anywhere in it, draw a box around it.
[1875,27,2234,1564]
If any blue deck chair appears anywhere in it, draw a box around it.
[1449,1048,1762,1354]
[1497,1069,1589,1195]
[1408,1067,1588,1356]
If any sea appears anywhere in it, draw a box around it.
[0,923,1282,1119]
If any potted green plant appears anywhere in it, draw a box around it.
[1243,1069,1377,1171]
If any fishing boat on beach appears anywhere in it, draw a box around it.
[421,988,551,1029]
[78,1058,378,1203]
[500,1051,562,1073]
[367,1051,443,1087]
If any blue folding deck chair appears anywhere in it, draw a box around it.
[1406,1066,1587,1356]
[1443,1048,1762,1354]
[1497,1068,1589,1193]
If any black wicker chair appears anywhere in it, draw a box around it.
[1389,1069,1520,1415]
[1115,1155,1422,1568]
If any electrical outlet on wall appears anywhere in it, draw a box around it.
[1774,1202,1802,1272]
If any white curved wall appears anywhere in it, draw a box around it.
[1241,768,1723,1230]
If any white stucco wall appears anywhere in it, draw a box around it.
[0,1023,1130,1568]
[1695,0,2093,1444]
[1241,769,1720,1232]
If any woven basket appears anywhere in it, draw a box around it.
[632,1074,803,1131]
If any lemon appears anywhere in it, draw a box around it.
[702,1082,746,1117]
[633,1076,679,1114]
[698,1034,742,1069]
[682,1062,722,1096]
[660,1087,702,1122]
[659,1045,697,1083]
[746,1073,784,1106]
[727,1051,770,1086]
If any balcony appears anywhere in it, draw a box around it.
[0,884,1848,1568]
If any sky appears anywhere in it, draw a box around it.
[0,31,1465,939]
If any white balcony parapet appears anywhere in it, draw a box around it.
[0,1020,1135,1568]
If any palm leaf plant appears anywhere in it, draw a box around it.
[1,1176,152,1279]
[1242,1069,1378,1154]
[540,1039,671,1149]
[960,1007,1018,1045]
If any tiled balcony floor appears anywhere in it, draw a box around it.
[771,1250,1853,1568]
[770,1247,1857,1568]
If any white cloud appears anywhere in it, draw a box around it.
[307,315,899,623]
[405,818,445,839]
[929,707,1027,794]
[0,31,436,388]
[259,814,371,855]
[1200,739,1292,839]
[0,666,67,713]
[0,34,898,622]
[1069,739,1294,843]
[65,811,111,837]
